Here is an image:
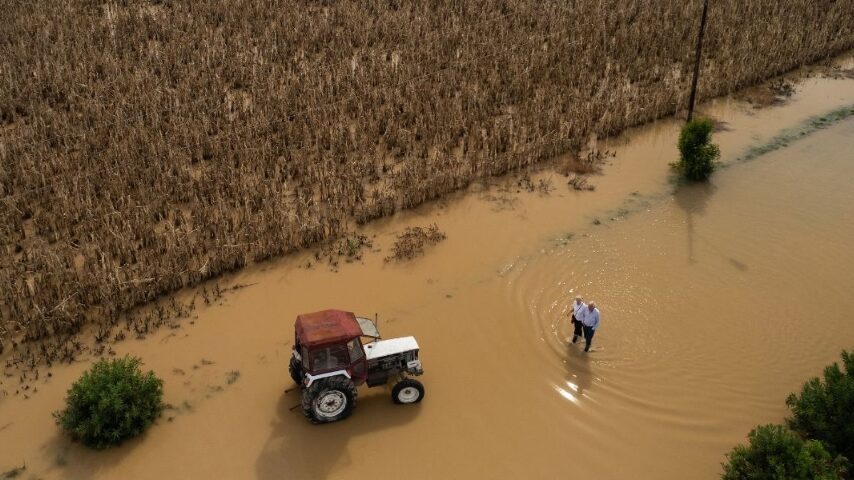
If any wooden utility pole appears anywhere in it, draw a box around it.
[687,0,709,122]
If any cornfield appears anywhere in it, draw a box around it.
[1,0,852,344]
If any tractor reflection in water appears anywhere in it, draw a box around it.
[288,309,425,424]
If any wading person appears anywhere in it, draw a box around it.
[577,301,600,352]
[570,296,586,344]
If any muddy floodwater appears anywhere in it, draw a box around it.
[3,66,854,479]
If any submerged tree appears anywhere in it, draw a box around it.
[721,424,847,480]
[786,349,854,464]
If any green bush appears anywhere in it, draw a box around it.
[55,356,163,449]
[786,350,854,463]
[676,118,720,181]
[721,424,847,480]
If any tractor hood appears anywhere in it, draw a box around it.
[364,336,419,361]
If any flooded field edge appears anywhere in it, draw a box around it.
[733,104,854,164]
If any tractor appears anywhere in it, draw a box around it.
[288,309,425,424]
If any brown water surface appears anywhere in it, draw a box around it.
[2,68,854,479]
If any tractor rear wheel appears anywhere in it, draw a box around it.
[392,378,424,404]
[301,376,357,424]
[289,356,303,386]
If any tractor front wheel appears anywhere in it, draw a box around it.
[301,376,357,424]
[392,378,424,404]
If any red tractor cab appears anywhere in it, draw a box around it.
[289,309,424,423]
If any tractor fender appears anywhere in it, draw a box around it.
[304,370,351,388]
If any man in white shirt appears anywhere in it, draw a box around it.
[570,296,586,344]
[576,301,601,352]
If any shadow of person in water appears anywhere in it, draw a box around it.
[255,385,420,480]
[564,345,594,400]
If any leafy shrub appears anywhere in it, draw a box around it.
[55,357,163,449]
[721,424,847,480]
[786,350,854,463]
[676,118,720,181]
